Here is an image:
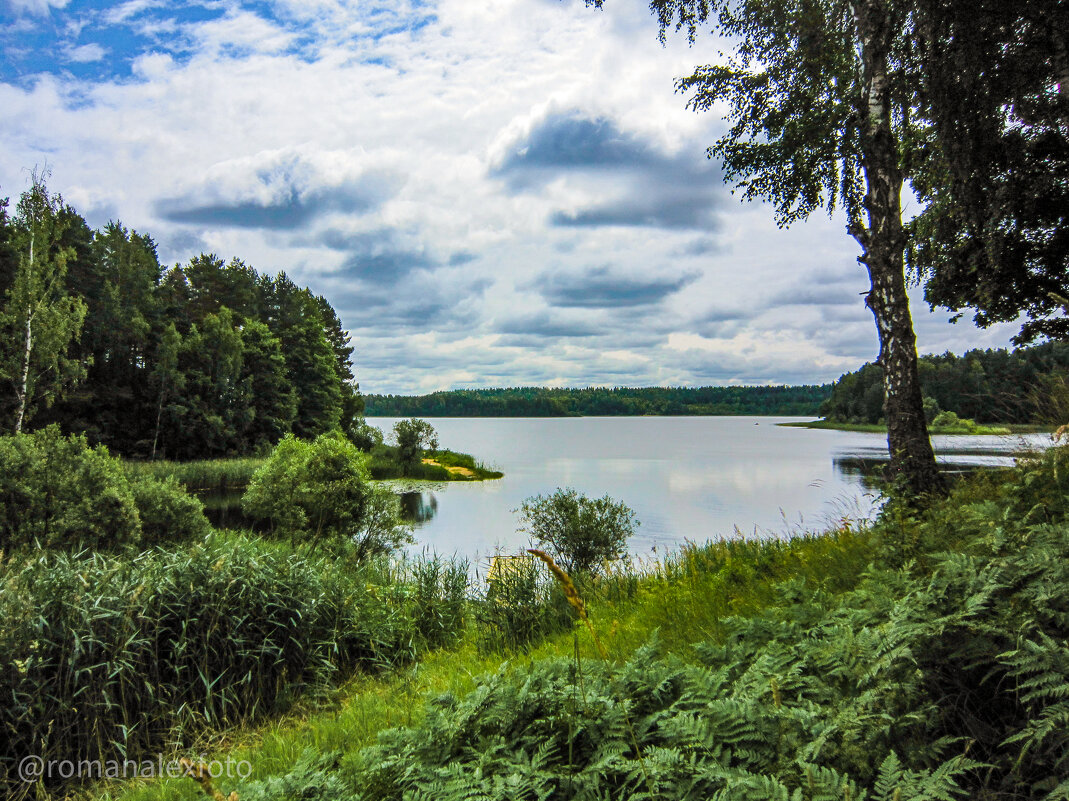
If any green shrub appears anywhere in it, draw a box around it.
[0,425,142,552]
[128,474,212,544]
[516,487,638,575]
[346,418,384,452]
[243,432,412,557]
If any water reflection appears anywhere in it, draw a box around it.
[399,491,438,525]
[200,489,261,531]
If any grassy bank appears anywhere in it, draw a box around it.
[87,522,876,801]
[81,447,1069,801]
[367,447,503,481]
[779,418,1031,435]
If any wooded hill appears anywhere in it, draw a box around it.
[821,342,1069,425]
[0,182,361,460]
[365,384,832,417]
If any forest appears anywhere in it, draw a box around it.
[821,342,1069,425]
[365,384,832,417]
[0,179,362,460]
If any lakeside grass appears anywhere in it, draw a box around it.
[778,418,1036,435]
[87,523,877,801]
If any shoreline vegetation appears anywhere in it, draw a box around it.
[49,445,1069,801]
[365,342,1069,431]
[123,446,503,492]
[778,418,1049,435]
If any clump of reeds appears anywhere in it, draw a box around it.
[0,533,470,799]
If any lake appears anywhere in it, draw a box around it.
[369,416,1051,564]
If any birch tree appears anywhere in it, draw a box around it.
[598,0,944,496]
[0,172,87,433]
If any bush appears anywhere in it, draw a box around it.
[0,426,142,552]
[516,488,638,575]
[129,474,212,544]
[243,432,413,557]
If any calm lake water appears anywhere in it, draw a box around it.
[369,416,1051,563]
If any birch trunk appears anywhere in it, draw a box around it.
[852,0,944,497]
[13,230,35,435]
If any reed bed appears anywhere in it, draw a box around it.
[122,458,266,494]
[0,535,467,799]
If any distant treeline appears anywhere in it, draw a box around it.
[365,385,832,417]
[0,184,361,460]
[821,342,1069,425]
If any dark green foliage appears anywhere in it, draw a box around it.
[906,0,1069,344]
[0,425,141,551]
[344,637,976,801]
[243,433,413,558]
[0,535,469,799]
[366,384,831,417]
[822,341,1069,424]
[240,319,298,449]
[517,488,638,575]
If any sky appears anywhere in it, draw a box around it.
[0,0,1020,394]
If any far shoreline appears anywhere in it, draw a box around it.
[777,419,1053,435]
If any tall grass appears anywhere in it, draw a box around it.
[122,458,266,493]
[0,534,467,799]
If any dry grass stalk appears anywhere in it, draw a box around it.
[527,549,608,661]
[179,758,238,801]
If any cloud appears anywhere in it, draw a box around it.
[767,284,860,307]
[535,265,698,308]
[494,113,658,172]
[493,109,727,231]
[494,311,602,338]
[5,0,68,16]
[551,195,720,230]
[336,249,434,286]
[63,43,107,63]
[154,149,403,230]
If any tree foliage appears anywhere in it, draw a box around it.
[366,384,831,417]
[0,181,364,458]
[0,173,87,433]
[821,341,1069,424]
[392,418,439,472]
[517,488,637,575]
[0,425,208,553]
[906,0,1069,343]
[243,432,412,559]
